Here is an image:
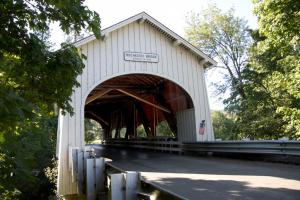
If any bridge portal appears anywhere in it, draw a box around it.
[57,12,216,195]
[85,74,196,141]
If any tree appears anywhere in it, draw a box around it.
[0,114,58,199]
[185,3,300,139]
[0,0,101,198]
[211,111,238,140]
[85,119,102,144]
[156,121,174,137]
[249,0,300,138]
[185,5,252,99]
[0,0,101,121]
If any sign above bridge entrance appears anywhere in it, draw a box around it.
[124,51,159,63]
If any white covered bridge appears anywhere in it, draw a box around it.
[57,12,216,197]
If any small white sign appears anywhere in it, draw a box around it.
[124,52,159,63]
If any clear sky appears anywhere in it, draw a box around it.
[50,0,258,110]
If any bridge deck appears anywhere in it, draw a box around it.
[95,146,300,200]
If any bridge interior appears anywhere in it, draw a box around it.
[85,74,193,140]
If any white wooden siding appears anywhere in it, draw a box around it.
[177,109,196,142]
[57,21,213,195]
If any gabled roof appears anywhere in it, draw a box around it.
[74,12,217,67]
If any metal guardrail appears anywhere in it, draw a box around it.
[69,146,183,200]
[183,141,300,156]
[106,162,185,200]
[103,139,300,156]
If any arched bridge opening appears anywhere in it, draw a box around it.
[84,74,195,142]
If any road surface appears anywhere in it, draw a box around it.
[93,146,300,200]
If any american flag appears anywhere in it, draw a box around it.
[199,120,205,135]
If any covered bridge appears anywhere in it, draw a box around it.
[57,12,216,195]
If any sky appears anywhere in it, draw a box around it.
[50,0,258,110]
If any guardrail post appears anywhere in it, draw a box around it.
[71,147,79,183]
[86,159,96,200]
[95,158,105,196]
[109,173,125,200]
[125,171,140,200]
[77,149,84,195]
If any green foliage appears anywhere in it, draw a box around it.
[227,0,300,139]
[0,0,101,115]
[137,125,147,138]
[211,111,238,140]
[186,2,300,140]
[248,0,300,138]
[0,0,101,198]
[185,5,251,99]
[0,113,57,199]
[85,119,102,144]
[156,121,174,137]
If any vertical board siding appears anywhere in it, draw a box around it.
[94,40,100,83]
[87,42,94,88]
[81,45,88,98]
[123,25,130,72]
[106,35,112,76]
[177,109,196,142]
[134,22,141,71]
[144,23,151,71]
[112,30,119,74]
[118,29,125,73]
[155,30,162,74]
[128,23,136,71]
[58,21,213,195]
[139,23,147,71]
[201,67,214,140]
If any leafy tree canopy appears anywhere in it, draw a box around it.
[185,5,252,99]
[0,0,101,124]
[250,0,300,138]
[0,0,101,198]
[186,2,299,139]
[211,111,238,140]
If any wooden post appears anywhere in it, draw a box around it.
[136,102,152,137]
[154,92,177,135]
[133,103,136,138]
[124,101,134,139]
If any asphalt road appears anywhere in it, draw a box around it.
[93,146,300,200]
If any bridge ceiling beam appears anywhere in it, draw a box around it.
[85,89,113,105]
[85,111,109,126]
[115,89,171,113]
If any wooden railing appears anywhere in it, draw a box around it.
[103,138,182,153]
